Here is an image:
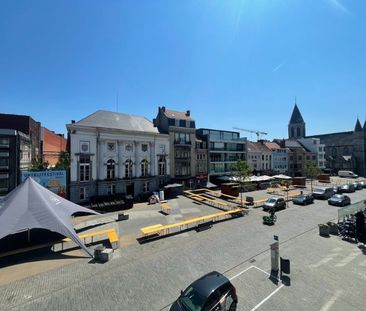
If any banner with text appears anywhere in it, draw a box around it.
[21,170,67,198]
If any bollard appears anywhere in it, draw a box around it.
[280,257,290,279]
[270,241,279,272]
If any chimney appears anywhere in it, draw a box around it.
[186,110,190,117]
[71,120,75,124]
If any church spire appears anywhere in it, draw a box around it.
[288,102,306,139]
[354,118,362,132]
[289,104,305,124]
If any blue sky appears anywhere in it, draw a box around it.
[0,0,365,140]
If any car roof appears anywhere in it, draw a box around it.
[190,271,230,298]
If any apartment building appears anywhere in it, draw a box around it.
[196,129,246,181]
[153,106,196,186]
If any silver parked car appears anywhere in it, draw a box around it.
[263,197,286,211]
[328,194,351,207]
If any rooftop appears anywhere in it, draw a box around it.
[289,104,305,124]
[161,107,193,121]
[69,110,159,134]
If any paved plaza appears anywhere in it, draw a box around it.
[0,178,366,311]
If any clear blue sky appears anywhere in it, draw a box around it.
[1,0,365,140]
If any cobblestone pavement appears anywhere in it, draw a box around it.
[0,187,365,311]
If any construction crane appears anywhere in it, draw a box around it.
[233,127,268,141]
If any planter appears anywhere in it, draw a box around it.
[263,216,275,226]
[327,222,339,235]
[318,224,330,237]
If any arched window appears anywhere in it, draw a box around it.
[297,127,301,137]
[106,159,115,179]
[291,127,294,138]
[125,159,133,178]
[141,159,149,177]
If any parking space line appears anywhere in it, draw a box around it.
[250,284,285,311]
[252,265,271,277]
[334,252,359,267]
[229,266,254,280]
[319,290,342,311]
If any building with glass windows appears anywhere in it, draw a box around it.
[153,106,197,186]
[196,129,246,181]
[67,110,170,204]
[0,129,31,196]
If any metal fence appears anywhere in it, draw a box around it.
[338,200,366,222]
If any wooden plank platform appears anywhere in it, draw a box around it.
[139,208,245,238]
[0,228,120,258]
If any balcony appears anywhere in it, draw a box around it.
[174,139,191,145]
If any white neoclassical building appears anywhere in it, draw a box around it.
[67,110,170,204]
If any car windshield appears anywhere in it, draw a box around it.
[295,195,305,199]
[313,188,324,193]
[267,198,277,203]
[179,286,206,311]
[333,195,342,199]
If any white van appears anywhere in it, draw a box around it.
[338,170,358,178]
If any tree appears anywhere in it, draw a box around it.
[231,160,252,208]
[55,151,70,170]
[30,158,49,171]
[305,161,321,192]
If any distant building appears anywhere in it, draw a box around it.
[274,139,316,177]
[298,137,326,169]
[195,138,208,186]
[196,128,246,182]
[0,129,31,195]
[42,127,67,167]
[307,119,366,176]
[0,113,41,162]
[67,110,170,204]
[246,141,272,174]
[288,104,366,177]
[264,142,289,174]
[153,106,196,186]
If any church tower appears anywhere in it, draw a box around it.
[288,103,306,139]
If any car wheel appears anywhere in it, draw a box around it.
[229,302,237,311]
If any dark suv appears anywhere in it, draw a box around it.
[170,271,238,311]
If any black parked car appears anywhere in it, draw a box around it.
[332,186,341,194]
[292,194,314,205]
[170,271,238,311]
[359,181,366,188]
[339,184,356,193]
[328,194,351,206]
